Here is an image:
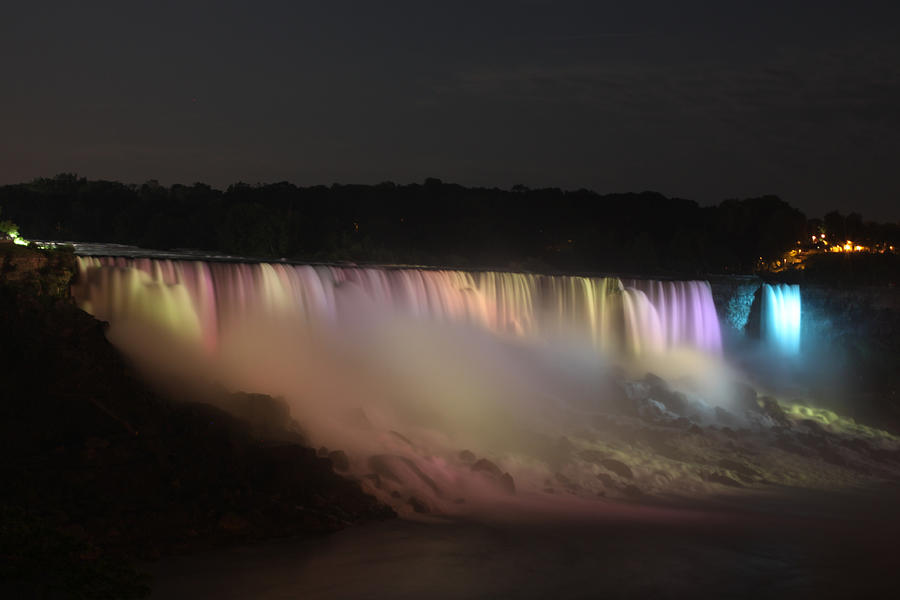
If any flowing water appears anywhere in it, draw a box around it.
[761,283,802,355]
[71,254,896,518]
[66,249,900,597]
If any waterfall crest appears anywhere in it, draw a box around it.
[761,283,801,355]
[74,257,722,358]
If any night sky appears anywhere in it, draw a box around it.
[3,1,899,220]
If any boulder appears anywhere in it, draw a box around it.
[407,496,429,514]
[732,381,761,413]
[471,458,503,478]
[596,473,615,488]
[715,406,738,427]
[642,375,689,415]
[500,473,516,494]
[328,450,350,472]
[471,458,515,494]
[458,449,476,463]
[389,431,414,447]
[218,512,251,533]
[760,397,792,428]
[623,484,643,497]
[716,458,760,482]
[701,471,743,487]
[599,458,633,479]
[368,455,441,495]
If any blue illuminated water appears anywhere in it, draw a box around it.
[762,283,801,355]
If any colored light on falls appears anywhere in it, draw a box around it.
[66,252,900,520]
[70,255,777,514]
[761,283,801,355]
[73,257,723,358]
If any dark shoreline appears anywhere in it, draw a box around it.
[1,246,393,598]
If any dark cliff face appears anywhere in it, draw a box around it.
[0,251,393,596]
[799,285,900,421]
[0,242,75,297]
[710,277,900,431]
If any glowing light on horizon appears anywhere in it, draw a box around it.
[7,227,29,246]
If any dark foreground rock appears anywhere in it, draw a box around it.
[0,263,393,598]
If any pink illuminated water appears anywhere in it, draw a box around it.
[74,257,722,358]
[71,256,740,515]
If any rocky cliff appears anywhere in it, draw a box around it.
[0,246,393,598]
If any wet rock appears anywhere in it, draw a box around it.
[500,473,516,494]
[720,426,737,438]
[644,373,668,390]
[799,419,826,435]
[407,496,429,514]
[815,444,848,467]
[773,435,807,456]
[643,373,689,415]
[213,391,302,442]
[636,427,680,454]
[760,397,792,428]
[328,450,350,472]
[458,450,476,463]
[368,455,441,495]
[716,459,761,482]
[701,471,743,488]
[732,381,761,413]
[623,484,643,497]
[715,407,739,427]
[1,276,397,562]
[218,512,251,533]
[471,458,516,494]
[637,398,669,421]
[471,458,503,478]
[556,436,575,454]
[868,447,900,464]
[579,449,607,463]
[599,458,633,479]
[651,470,673,485]
[390,431,414,447]
[602,381,636,416]
[555,472,581,492]
[838,437,871,454]
[346,407,373,429]
[542,435,576,468]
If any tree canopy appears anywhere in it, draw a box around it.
[1,175,896,279]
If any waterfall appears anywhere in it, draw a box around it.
[69,254,746,512]
[761,283,801,355]
[73,257,723,359]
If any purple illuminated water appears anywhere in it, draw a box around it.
[72,254,898,521]
[74,257,722,358]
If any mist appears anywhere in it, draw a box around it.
[73,256,900,518]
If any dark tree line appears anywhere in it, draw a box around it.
[2,174,896,276]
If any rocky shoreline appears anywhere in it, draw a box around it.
[0,245,393,598]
